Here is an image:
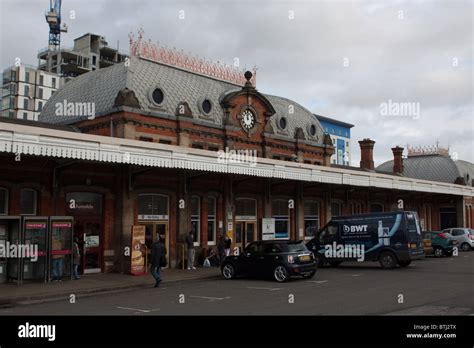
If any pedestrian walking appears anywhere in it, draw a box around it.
[51,236,64,282]
[186,230,196,270]
[224,235,232,256]
[150,234,166,288]
[73,237,81,280]
[217,235,226,265]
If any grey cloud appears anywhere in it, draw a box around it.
[1,0,472,164]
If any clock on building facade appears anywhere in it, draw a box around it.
[239,108,256,132]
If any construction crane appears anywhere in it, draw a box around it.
[45,0,67,50]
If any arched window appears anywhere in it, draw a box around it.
[331,201,342,217]
[349,201,362,215]
[191,196,200,245]
[207,197,216,245]
[20,188,37,215]
[235,198,257,220]
[137,194,169,220]
[304,201,320,239]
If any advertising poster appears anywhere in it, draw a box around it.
[262,218,275,240]
[130,225,146,275]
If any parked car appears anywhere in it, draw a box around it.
[441,228,474,251]
[221,240,316,282]
[422,231,457,257]
[306,211,424,269]
[422,235,434,256]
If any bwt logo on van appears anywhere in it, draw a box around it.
[343,225,368,233]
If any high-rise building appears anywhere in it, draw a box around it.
[1,64,62,121]
[1,33,127,121]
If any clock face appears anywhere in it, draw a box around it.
[240,109,256,130]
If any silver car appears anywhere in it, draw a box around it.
[442,228,474,251]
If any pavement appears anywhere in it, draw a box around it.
[0,266,221,307]
[0,252,472,315]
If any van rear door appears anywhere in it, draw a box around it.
[406,213,424,257]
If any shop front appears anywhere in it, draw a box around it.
[66,192,103,274]
[234,198,258,251]
[137,194,170,268]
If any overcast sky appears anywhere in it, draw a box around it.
[1,0,472,165]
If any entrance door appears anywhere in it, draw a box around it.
[235,221,257,252]
[141,222,169,269]
[74,220,102,274]
[440,208,457,230]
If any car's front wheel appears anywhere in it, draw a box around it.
[461,243,471,251]
[433,247,444,258]
[273,265,289,282]
[222,263,236,280]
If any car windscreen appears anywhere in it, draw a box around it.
[285,242,308,253]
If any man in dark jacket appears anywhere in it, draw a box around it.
[150,235,166,288]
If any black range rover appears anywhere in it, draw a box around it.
[221,240,317,282]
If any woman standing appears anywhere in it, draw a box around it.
[73,237,81,280]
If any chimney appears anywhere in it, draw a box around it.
[359,138,375,170]
[392,146,404,175]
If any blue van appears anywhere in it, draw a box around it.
[306,211,425,269]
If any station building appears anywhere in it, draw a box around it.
[0,53,472,275]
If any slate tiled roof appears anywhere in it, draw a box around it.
[39,56,324,143]
[376,155,474,186]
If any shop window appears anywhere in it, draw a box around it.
[0,188,8,215]
[159,139,172,145]
[139,136,153,142]
[137,194,168,220]
[272,199,289,239]
[192,143,204,149]
[370,203,384,213]
[304,201,320,239]
[207,197,216,245]
[191,196,200,245]
[20,188,37,215]
[208,145,219,152]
